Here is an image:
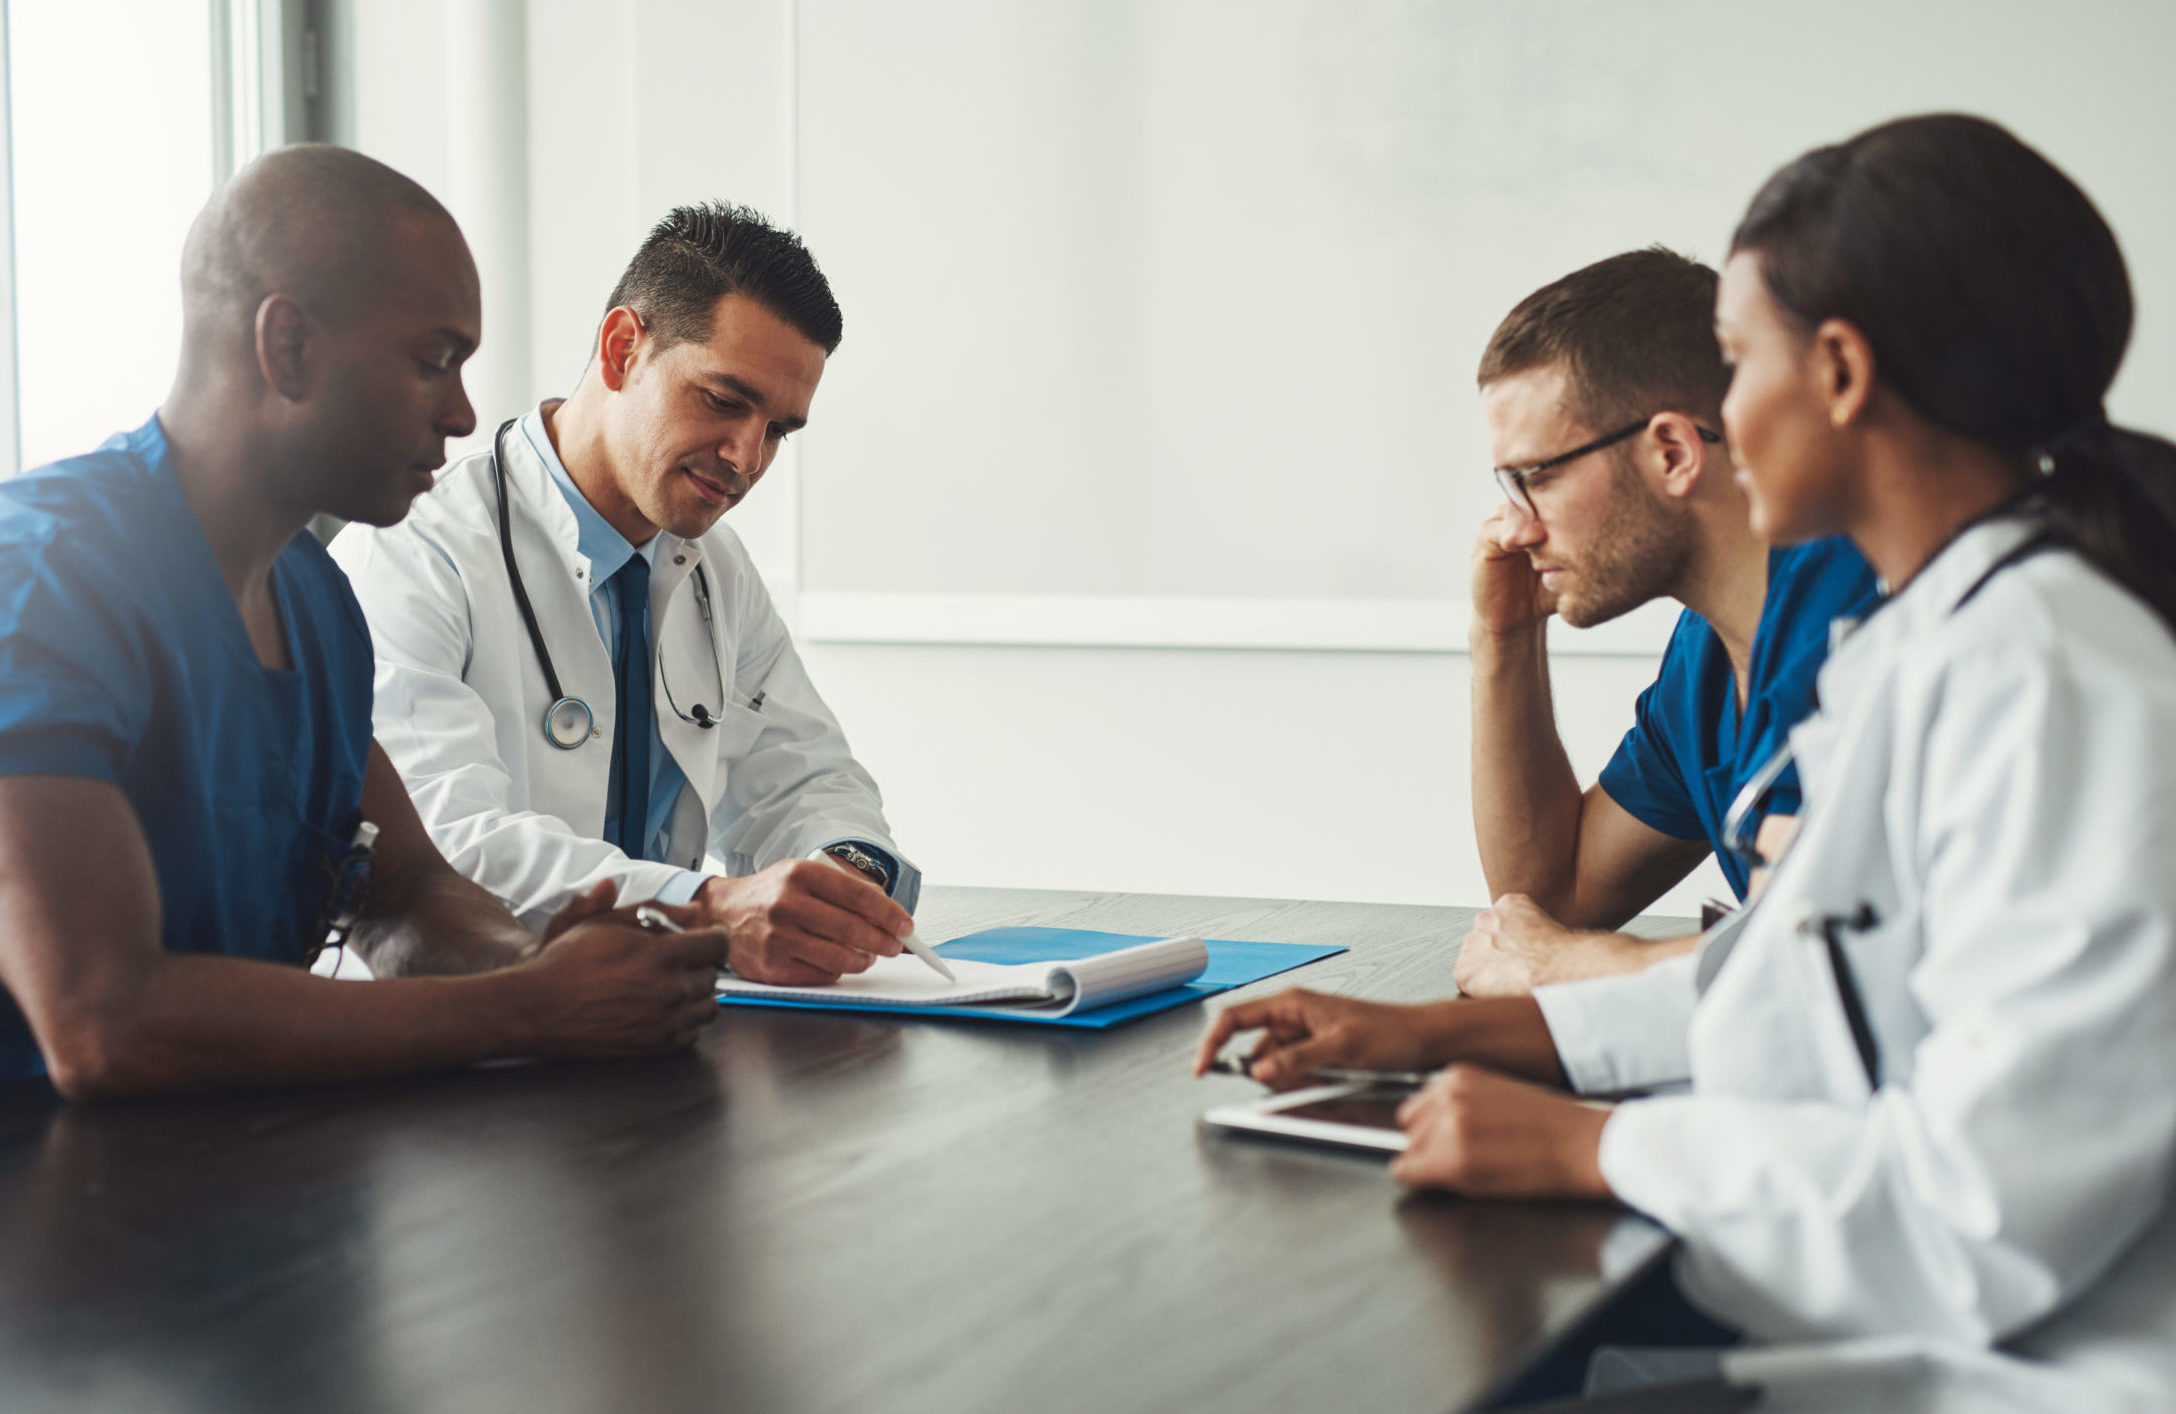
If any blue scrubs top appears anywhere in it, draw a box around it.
[0,416,376,1080]
[1596,536,1881,900]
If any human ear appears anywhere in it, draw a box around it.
[596,306,646,393]
[1811,317,1876,431]
[254,294,316,402]
[1648,412,1713,501]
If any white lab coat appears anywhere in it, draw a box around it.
[1534,519,2176,1410]
[328,414,907,930]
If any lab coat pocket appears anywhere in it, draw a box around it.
[709,700,768,757]
[708,699,780,835]
[1795,905,1921,1100]
[1825,907,1927,1089]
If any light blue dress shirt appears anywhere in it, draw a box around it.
[523,410,690,877]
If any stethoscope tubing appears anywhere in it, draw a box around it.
[490,419,725,750]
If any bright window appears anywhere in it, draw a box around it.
[7,0,214,471]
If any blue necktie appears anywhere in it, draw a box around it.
[608,554,652,859]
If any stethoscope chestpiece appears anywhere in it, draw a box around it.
[543,696,594,750]
[495,419,727,747]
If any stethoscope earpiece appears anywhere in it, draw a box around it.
[691,704,714,729]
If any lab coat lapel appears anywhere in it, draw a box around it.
[1700,528,2045,1091]
[650,536,724,832]
[497,428,616,754]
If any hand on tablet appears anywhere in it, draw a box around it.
[1390,1065,1612,1200]
[1193,990,1459,1090]
[1196,989,1570,1093]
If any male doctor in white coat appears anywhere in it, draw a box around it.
[332,202,917,985]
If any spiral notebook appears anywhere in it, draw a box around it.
[713,925,1347,1030]
[714,933,1209,1017]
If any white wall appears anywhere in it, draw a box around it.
[794,0,2176,606]
[802,641,1669,907]
[325,0,2176,913]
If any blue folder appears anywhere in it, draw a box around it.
[715,925,1346,1030]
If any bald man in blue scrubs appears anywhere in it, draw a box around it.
[0,145,727,1098]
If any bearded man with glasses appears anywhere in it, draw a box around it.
[1456,248,1879,997]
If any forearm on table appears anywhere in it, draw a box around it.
[46,951,541,1099]
[1469,623,1585,911]
[1421,995,1569,1086]
[1576,930,1699,973]
[349,859,535,978]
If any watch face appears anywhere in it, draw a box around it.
[825,846,888,887]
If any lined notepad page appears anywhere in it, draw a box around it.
[714,935,1208,1016]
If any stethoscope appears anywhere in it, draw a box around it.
[1703,514,2064,1088]
[491,419,728,750]
[1720,515,2062,873]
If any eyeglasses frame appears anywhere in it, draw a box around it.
[1493,414,1724,519]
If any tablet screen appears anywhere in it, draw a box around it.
[1275,1085,1413,1132]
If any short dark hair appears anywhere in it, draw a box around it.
[1476,247,1728,433]
[604,201,843,355]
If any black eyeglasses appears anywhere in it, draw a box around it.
[1493,416,1723,519]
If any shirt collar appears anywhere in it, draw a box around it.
[1814,517,2041,710]
[521,404,663,580]
[1883,515,2041,628]
[131,411,175,466]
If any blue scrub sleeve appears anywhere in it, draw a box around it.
[1596,680,1708,843]
[0,546,146,784]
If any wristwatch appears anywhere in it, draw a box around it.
[822,842,893,891]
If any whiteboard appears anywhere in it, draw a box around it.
[792,0,2176,613]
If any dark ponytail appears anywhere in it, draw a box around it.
[1731,113,2176,632]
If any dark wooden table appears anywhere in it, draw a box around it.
[0,887,1674,1414]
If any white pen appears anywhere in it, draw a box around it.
[899,929,957,982]
[639,904,955,982]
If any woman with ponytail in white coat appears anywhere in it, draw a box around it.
[1199,114,2176,1410]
